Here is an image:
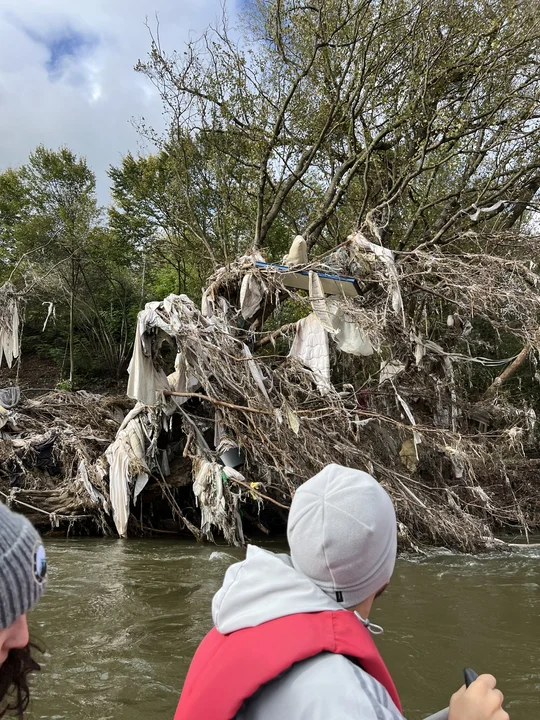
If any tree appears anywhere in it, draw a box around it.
[0,148,144,383]
[16,146,100,384]
[71,225,141,380]
[109,135,265,298]
[136,0,540,254]
[0,169,28,277]
[109,148,206,296]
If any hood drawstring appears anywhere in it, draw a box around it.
[354,610,384,635]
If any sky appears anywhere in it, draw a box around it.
[0,0,235,204]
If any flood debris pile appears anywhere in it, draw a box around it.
[0,387,133,533]
[0,282,130,532]
[105,231,540,551]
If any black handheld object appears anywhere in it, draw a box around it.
[463,668,479,688]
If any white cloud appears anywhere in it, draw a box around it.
[0,0,235,204]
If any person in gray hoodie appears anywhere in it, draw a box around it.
[175,464,508,720]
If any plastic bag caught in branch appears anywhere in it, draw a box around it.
[308,271,335,332]
[379,360,405,384]
[0,284,20,369]
[240,273,266,320]
[350,234,405,323]
[327,299,373,356]
[283,235,308,266]
[289,313,331,394]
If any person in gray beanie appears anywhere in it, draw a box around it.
[0,502,47,718]
[175,464,508,720]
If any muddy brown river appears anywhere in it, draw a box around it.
[27,538,539,719]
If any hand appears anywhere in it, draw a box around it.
[448,674,508,720]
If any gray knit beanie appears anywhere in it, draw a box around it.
[287,464,397,607]
[0,502,47,630]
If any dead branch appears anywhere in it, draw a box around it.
[483,332,540,398]
[165,391,274,415]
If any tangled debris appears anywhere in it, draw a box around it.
[0,385,130,533]
[3,231,540,551]
[0,283,128,533]
[102,231,540,551]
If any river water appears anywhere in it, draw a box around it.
[27,538,539,720]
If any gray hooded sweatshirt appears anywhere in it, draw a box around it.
[211,544,405,720]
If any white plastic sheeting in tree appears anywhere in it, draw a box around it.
[0,285,20,369]
[283,235,308,266]
[327,299,373,356]
[289,313,331,393]
[351,234,405,323]
[127,295,202,406]
[105,406,150,537]
[239,273,266,320]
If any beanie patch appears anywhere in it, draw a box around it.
[288,464,397,607]
[0,503,46,629]
[33,542,47,585]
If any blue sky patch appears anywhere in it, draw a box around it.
[13,18,99,79]
[44,27,98,74]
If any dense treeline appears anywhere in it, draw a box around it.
[1,0,539,386]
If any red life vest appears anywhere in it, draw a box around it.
[174,611,401,720]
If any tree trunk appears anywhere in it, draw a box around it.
[69,257,76,386]
[69,284,74,385]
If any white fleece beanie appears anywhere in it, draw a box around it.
[287,464,397,607]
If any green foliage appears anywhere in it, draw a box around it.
[1,1,539,386]
[137,0,540,253]
[0,169,28,276]
[0,147,141,383]
[109,147,215,298]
